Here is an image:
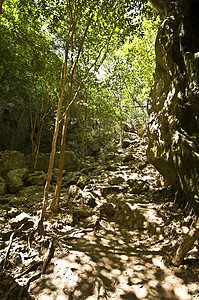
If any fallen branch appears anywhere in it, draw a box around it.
[2,232,15,270]
[41,238,54,274]
[2,223,32,270]
[15,260,42,279]
[16,239,54,299]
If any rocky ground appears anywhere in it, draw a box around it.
[0,133,199,300]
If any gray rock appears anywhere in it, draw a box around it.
[18,185,43,197]
[7,168,29,193]
[81,191,97,208]
[82,215,100,228]
[114,201,145,230]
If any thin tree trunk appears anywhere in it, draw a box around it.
[80,94,88,164]
[172,220,199,266]
[49,14,93,213]
[119,104,123,148]
[37,61,69,234]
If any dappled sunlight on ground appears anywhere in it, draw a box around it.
[1,135,198,299]
[29,223,195,300]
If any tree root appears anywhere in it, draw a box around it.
[172,220,199,266]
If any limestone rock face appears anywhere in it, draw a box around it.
[147,0,199,214]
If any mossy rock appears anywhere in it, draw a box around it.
[0,151,26,177]
[0,176,7,196]
[34,151,80,173]
[7,168,29,194]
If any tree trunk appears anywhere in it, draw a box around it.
[37,62,68,235]
[49,14,93,213]
[172,220,199,266]
[49,65,74,213]
[80,95,88,164]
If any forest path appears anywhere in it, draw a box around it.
[29,134,199,300]
[0,134,199,300]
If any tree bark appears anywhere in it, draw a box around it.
[172,220,199,266]
[80,94,88,164]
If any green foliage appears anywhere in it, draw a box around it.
[0,0,61,110]
[0,0,159,152]
[89,11,160,131]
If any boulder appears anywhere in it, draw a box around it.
[147,0,199,214]
[34,151,80,173]
[127,178,149,194]
[62,171,81,187]
[81,191,97,208]
[7,168,29,193]
[114,201,163,234]
[0,176,7,195]
[0,151,26,177]
[27,171,46,186]
[75,205,92,218]
[9,212,34,230]
[100,203,116,217]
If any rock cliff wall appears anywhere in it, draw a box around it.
[147,0,199,214]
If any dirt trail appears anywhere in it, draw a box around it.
[0,134,199,299]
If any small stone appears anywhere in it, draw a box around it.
[83,215,100,228]
[127,179,148,194]
[7,207,20,218]
[68,185,81,198]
